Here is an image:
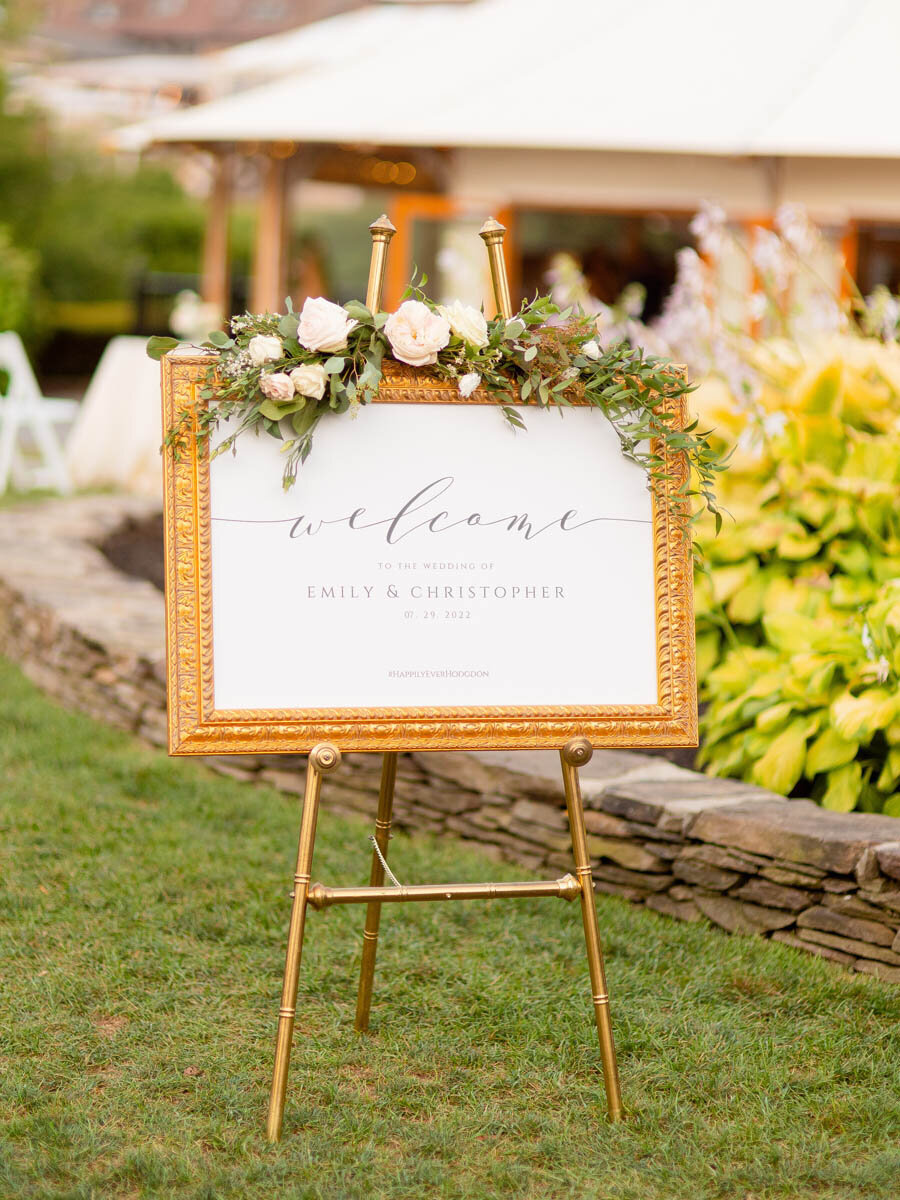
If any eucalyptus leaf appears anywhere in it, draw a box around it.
[146,336,179,360]
[259,398,307,421]
[344,301,373,324]
[291,406,320,437]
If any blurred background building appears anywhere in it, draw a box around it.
[5,0,900,390]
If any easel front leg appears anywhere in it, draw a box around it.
[266,743,341,1143]
[560,737,624,1122]
[354,751,398,1031]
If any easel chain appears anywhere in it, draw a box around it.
[368,833,403,888]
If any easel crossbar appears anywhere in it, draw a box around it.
[307,874,581,909]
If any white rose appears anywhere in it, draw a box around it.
[259,372,294,402]
[438,300,488,348]
[289,364,328,401]
[385,300,450,367]
[458,372,481,398]
[296,296,357,353]
[247,334,283,365]
[582,339,601,360]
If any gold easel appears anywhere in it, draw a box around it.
[265,219,624,1143]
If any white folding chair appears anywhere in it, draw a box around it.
[0,331,78,495]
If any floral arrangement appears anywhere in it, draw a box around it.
[147,286,725,531]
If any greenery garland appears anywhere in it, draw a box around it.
[148,286,727,537]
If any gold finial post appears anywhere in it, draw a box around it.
[365,214,396,312]
[479,216,513,319]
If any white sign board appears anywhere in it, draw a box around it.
[210,403,656,711]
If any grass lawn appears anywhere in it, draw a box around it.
[1,656,898,1200]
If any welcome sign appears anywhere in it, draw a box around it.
[162,354,696,753]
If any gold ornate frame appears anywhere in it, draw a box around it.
[162,354,697,755]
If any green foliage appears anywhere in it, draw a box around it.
[0,71,206,338]
[695,340,900,814]
[2,654,899,1200]
[159,293,725,529]
[0,224,35,332]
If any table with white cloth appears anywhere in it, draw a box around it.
[65,336,163,498]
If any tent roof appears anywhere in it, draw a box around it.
[112,0,900,159]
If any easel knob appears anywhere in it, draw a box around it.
[365,214,396,312]
[479,216,513,319]
[309,743,342,773]
[561,737,593,767]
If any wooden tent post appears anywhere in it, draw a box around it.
[201,150,233,316]
[251,151,289,313]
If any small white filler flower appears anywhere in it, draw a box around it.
[458,372,481,398]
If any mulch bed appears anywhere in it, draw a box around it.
[98,512,166,594]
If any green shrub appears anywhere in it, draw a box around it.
[694,338,900,813]
[0,72,206,339]
[0,224,35,332]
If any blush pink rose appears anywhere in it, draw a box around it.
[259,372,295,402]
[384,300,451,367]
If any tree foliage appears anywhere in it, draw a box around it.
[0,72,205,338]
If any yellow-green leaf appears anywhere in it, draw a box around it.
[711,561,755,604]
[751,720,808,795]
[695,630,720,679]
[821,762,862,812]
[727,572,768,624]
[876,747,900,792]
[805,728,858,777]
[763,612,820,653]
[830,689,899,740]
[777,531,822,560]
[755,701,794,734]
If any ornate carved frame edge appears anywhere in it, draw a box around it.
[161,355,697,754]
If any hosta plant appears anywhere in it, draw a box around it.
[692,337,900,813]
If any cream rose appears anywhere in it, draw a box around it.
[384,300,450,367]
[290,363,328,401]
[296,296,357,353]
[259,372,294,402]
[248,334,283,365]
[438,299,488,349]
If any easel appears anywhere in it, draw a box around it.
[265,219,624,1142]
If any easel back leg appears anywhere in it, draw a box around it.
[355,751,398,1032]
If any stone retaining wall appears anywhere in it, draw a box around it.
[2,495,900,982]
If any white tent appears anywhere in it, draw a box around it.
[107,0,900,314]
[113,0,900,158]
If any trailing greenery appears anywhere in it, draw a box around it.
[149,288,726,532]
[694,340,900,813]
[1,655,899,1200]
